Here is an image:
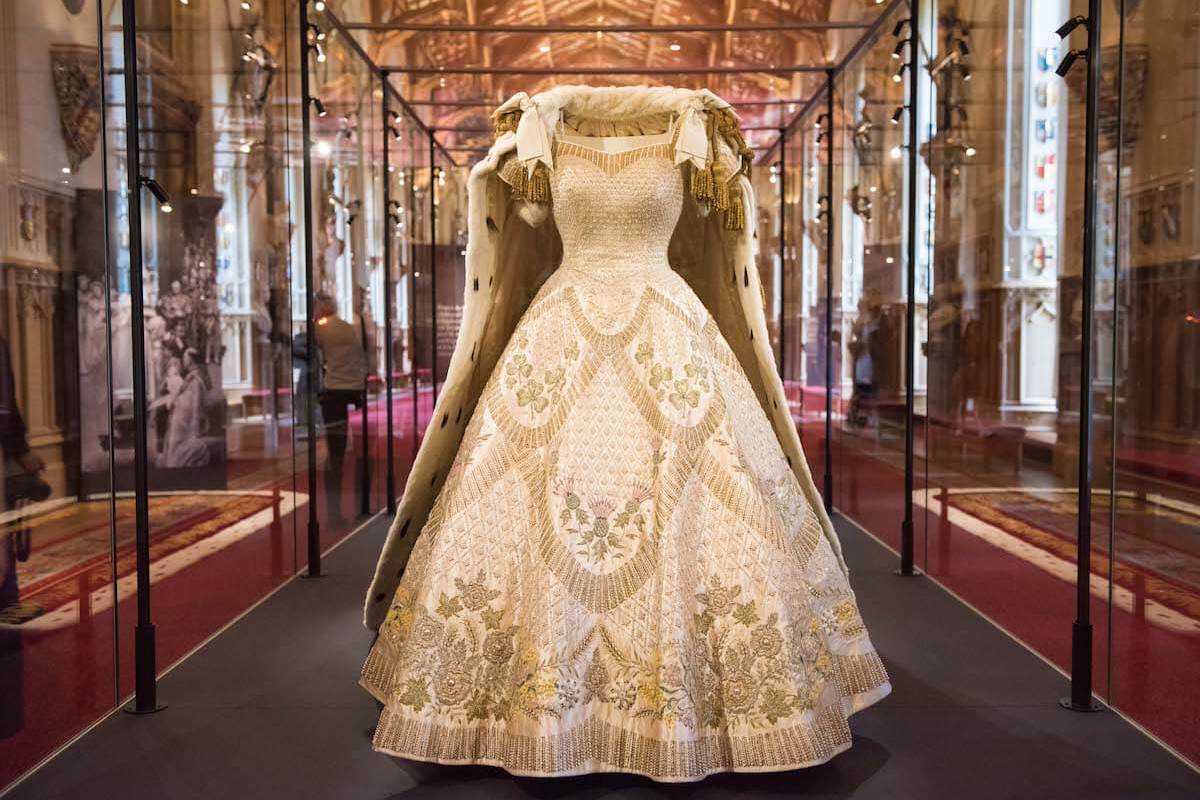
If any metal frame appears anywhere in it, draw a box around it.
[382,74,396,514]
[1063,0,1105,714]
[99,0,1127,742]
[346,21,871,33]
[823,71,835,514]
[900,2,920,578]
[299,0,322,576]
[119,0,163,717]
[380,65,832,76]
[429,130,439,404]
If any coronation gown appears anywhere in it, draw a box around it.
[360,121,891,782]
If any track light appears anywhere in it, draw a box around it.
[139,176,172,212]
[306,24,326,43]
[313,139,332,157]
[892,18,910,38]
[1056,15,1088,39]
[315,43,326,62]
[891,106,905,125]
[892,63,909,83]
[964,145,977,158]
[311,96,327,117]
[892,41,906,60]
[1055,49,1085,77]
[313,0,325,10]
[889,144,903,160]
[955,39,970,57]
[961,65,972,81]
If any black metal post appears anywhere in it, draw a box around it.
[299,0,321,577]
[382,73,396,515]
[822,71,835,514]
[119,0,164,716]
[1062,0,1105,714]
[360,317,370,517]
[409,156,419,460]
[777,130,786,375]
[899,1,920,577]
[429,130,439,404]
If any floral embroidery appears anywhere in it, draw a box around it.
[582,628,697,727]
[387,572,520,722]
[691,575,833,729]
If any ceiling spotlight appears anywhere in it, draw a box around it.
[892,63,909,83]
[961,66,972,81]
[955,39,970,57]
[892,41,906,60]
[315,43,326,62]
[311,96,327,117]
[139,176,172,211]
[240,1,251,10]
[314,0,325,9]
[889,144,902,160]
[1055,49,1085,78]
[890,106,904,125]
[669,42,681,52]
[240,141,252,153]
[892,18,910,38]
[1056,15,1088,40]
[313,139,332,157]
[964,145,977,157]
[539,43,550,53]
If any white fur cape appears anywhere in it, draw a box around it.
[364,85,845,630]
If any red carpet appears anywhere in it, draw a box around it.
[801,421,1200,768]
[0,388,435,789]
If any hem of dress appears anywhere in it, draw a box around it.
[359,677,893,783]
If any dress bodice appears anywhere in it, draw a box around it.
[549,135,682,279]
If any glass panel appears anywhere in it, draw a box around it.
[308,19,375,539]
[0,0,119,786]
[1107,0,1200,766]
[126,0,303,678]
[917,0,1083,699]
[833,6,912,548]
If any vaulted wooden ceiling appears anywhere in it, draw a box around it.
[331,0,888,159]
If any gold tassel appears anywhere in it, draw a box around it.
[691,162,713,203]
[507,161,549,204]
[724,184,745,230]
[493,109,522,138]
[525,163,550,203]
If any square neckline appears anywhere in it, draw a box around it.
[554,114,681,157]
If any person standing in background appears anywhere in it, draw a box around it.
[313,293,368,523]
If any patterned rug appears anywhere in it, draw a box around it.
[5,492,281,626]
[946,490,1200,625]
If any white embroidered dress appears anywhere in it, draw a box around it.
[361,87,890,782]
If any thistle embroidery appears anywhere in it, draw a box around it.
[554,476,651,566]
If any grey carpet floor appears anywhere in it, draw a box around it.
[5,513,1197,800]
